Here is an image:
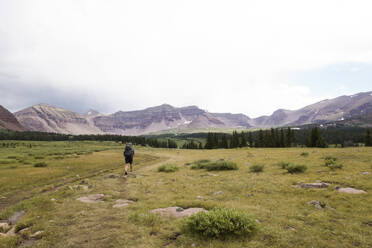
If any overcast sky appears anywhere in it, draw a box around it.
[1,0,372,117]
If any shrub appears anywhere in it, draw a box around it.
[300,152,309,157]
[158,164,179,172]
[15,223,31,233]
[196,159,211,164]
[34,162,48,168]
[182,208,257,239]
[329,163,343,170]
[286,164,307,174]
[250,164,264,173]
[34,156,44,160]
[0,159,16,165]
[190,159,211,169]
[278,161,290,169]
[323,157,338,167]
[205,161,238,171]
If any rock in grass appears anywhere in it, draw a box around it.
[151,207,207,218]
[337,187,367,194]
[300,183,330,188]
[30,230,44,239]
[0,222,10,232]
[307,200,326,209]
[9,211,25,225]
[77,194,104,203]
[213,191,223,195]
[113,199,135,208]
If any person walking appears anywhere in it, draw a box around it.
[123,142,135,176]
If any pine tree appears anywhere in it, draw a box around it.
[230,131,240,148]
[280,129,285,147]
[247,132,253,147]
[270,128,275,147]
[263,130,271,147]
[221,134,229,149]
[240,131,247,147]
[257,129,264,147]
[205,132,214,149]
[286,127,292,147]
[365,129,372,147]
[307,127,326,147]
[213,133,219,149]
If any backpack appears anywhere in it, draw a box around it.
[124,144,132,156]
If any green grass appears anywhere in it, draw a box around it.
[0,143,371,248]
[205,161,238,171]
[191,160,238,171]
[278,161,290,169]
[33,162,48,167]
[158,164,179,172]
[286,163,307,174]
[300,152,309,157]
[249,164,264,173]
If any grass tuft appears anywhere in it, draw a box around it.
[286,164,307,174]
[33,162,48,168]
[278,161,290,169]
[249,164,264,173]
[158,164,179,172]
[128,211,159,227]
[205,161,238,171]
[300,152,309,157]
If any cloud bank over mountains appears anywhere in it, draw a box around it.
[1,0,372,116]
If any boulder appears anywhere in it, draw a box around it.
[300,183,330,189]
[112,199,135,208]
[30,230,44,239]
[213,191,223,195]
[9,211,25,225]
[77,194,104,203]
[6,227,16,236]
[0,222,10,232]
[337,187,367,194]
[18,227,31,236]
[362,172,370,175]
[151,207,207,218]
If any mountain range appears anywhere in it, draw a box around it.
[1,91,371,135]
[0,105,26,132]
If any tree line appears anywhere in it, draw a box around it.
[0,130,178,148]
[1,126,371,149]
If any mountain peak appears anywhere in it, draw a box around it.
[84,109,101,117]
[0,105,26,131]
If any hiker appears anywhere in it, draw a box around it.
[123,142,135,176]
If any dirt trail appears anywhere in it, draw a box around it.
[138,152,181,173]
[0,151,169,212]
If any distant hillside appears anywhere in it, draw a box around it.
[252,91,372,127]
[15,104,252,135]
[15,103,103,135]
[13,91,372,135]
[0,105,26,131]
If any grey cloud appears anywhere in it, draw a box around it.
[0,75,111,114]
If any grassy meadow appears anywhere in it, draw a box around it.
[0,141,372,247]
